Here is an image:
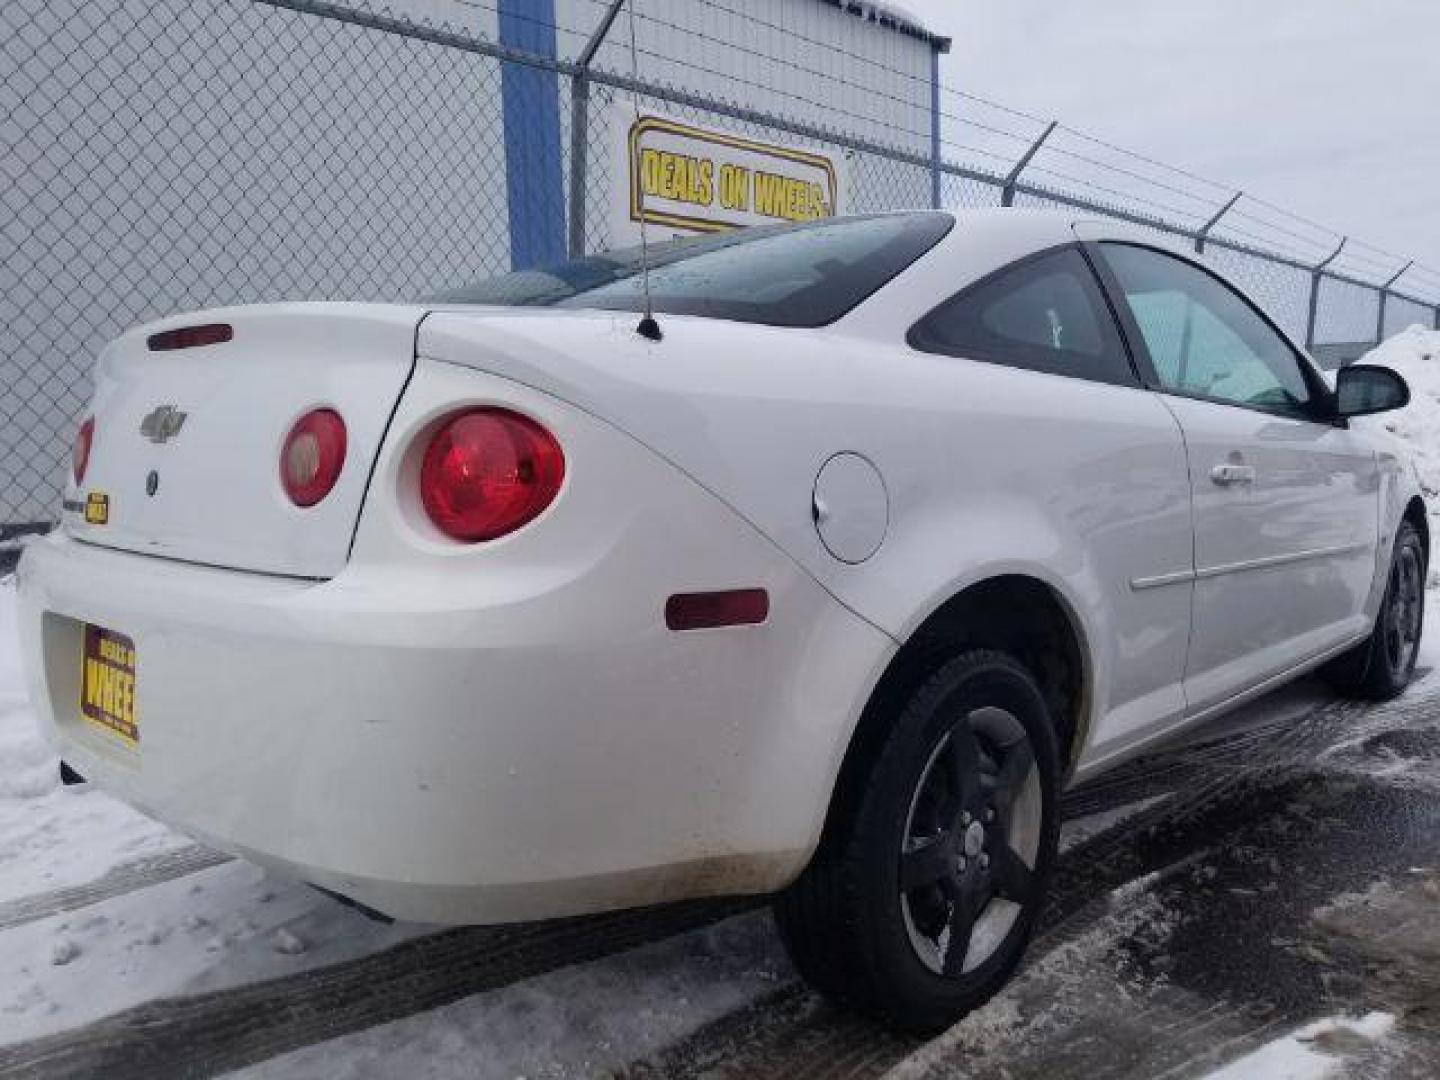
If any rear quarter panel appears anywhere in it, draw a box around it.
[420,307,1195,768]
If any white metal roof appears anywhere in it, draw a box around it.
[813,0,952,52]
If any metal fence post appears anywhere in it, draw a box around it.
[568,0,628,257]
[1194,190,1241,255]
[1001,121,1056,207]
[1375,260,1413,344]
[929,47,942,209]
[1304,237,1347,350]
[498,0,567,269]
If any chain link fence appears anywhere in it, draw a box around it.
[5,0,1440,533]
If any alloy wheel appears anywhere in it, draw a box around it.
[899,705,1042,976]
[1384,543,1423,676]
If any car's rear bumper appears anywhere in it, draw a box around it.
[17,519,891,924]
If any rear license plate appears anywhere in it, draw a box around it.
[80,624,139,746]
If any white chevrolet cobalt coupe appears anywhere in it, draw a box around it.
[17,210,1425,1032]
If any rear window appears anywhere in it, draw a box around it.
[433,213,953,328]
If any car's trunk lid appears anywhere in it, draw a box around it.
[66,302,424,579]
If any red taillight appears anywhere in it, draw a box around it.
[147,323,233,351]
[72,416,94,486]
[420,408,565,542]
[665,589,770,631]
[280,409,347,507]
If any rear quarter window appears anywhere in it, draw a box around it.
[908,246,1137,386]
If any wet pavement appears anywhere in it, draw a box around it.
[624,671,1440,1079]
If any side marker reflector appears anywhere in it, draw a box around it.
[665,589,769,631]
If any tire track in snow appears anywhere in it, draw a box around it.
[0,896,756,1080]
[1059,693,1370,820]
[0,846,231,932]
[620,983,914,1080]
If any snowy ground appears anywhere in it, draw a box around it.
[2,331,1439,1078]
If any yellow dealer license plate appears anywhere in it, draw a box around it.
[81,624,139,746]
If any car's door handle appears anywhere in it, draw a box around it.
[1210,463,1257,486]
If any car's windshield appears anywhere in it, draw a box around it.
[431,213,953,328]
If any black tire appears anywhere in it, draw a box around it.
[774,649,1060,1035]
[1323,519,1425,701]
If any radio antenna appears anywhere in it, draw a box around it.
[625,0,662,341]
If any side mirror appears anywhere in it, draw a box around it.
[1334,363,1410,418]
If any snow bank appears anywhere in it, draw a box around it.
[1359,325,1440,504]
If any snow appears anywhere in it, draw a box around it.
[0,858,426,1044]
[1198,1012,1396,1080]
[845,2,932,38]
[1359,326,1440,509]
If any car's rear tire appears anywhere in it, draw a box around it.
[1323,520,1425,701]
[774,649,1060,1035]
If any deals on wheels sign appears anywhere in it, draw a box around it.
[607,110,845,247]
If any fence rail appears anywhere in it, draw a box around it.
[4,0,1438,532]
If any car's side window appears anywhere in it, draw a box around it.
[1100,242,1314,417]
[908,247,1136,386]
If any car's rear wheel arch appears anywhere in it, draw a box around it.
[821,576,1089,855]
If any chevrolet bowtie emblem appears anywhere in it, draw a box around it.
[139,405,187,444]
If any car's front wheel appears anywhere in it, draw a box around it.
[774,649,1059,1034]
[1323,519,1425,701]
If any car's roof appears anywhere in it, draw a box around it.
[920,207,1189,252]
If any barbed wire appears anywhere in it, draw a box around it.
[1050,123,1234,196]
